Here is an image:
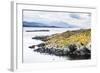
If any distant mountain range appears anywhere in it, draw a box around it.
[23,21,78,28]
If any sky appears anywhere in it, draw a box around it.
[23,10,91,28]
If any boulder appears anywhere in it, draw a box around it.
[29,45,35,49]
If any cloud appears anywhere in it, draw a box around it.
[23,11,91,28]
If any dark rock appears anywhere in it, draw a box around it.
[32,43,91,60]
[67,46,91,60]
[37,43,45,47]
[29,45,35,49]
[32,36,49,41]
[68,44,77,52]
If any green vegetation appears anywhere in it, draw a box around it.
[45,29,91,49]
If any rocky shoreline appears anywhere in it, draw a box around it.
[29,43,91,60]
[29,29,91,60]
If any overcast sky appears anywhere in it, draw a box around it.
[23,10,91,28]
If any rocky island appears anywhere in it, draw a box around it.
[29,29,91,60]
